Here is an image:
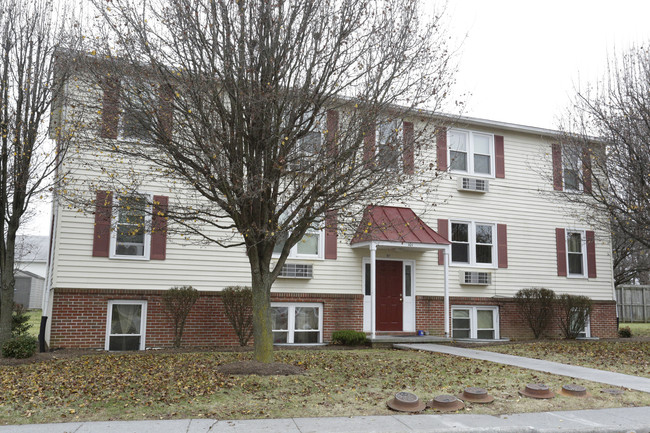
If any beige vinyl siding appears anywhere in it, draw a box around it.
[51,86,614,301]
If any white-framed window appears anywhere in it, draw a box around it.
[271,303,323,344]
[450,221,495,267]
[377,119,402,171]
[563,150,582,192]
[452,306,499,339]
[120,81,157,142]
[105,300,147,351]
[110,193,152,260]
[576,315,591,338]
[566,229,587,277]
[290,112,325,171]
[448,129,494,177]
[273,228,324,259]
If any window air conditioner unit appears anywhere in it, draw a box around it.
[458,177,489,193]
[279,263,314,279]
[459,271,491,286]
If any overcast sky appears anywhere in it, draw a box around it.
[21,0,650,236]
[440,0,650,129]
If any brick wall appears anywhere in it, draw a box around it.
[49,289,617,349]
[49,288,363,349]
[415,295,618,339]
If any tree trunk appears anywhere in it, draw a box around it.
[0,239,16,344]
[251,270,273,363]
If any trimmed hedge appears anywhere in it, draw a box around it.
[331,330,368,346]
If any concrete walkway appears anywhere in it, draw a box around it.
[395,343,650,393]
[1,407,650,433]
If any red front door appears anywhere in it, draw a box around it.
[376,260,403,331]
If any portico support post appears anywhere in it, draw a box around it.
[370,242,377,339]
[443,247,450,338]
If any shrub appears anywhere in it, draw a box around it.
[162,286,200,347]
[618,326,632,338]
[221,286,253,346]
[331,330,368,346]
[2,335,37,359]
[12,303,31,337]
[513,288,556,339]
[556,294,593,339]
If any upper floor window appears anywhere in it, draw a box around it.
[448,129,494,176]
[563,151,582,192]
[121,85,156,141]
[110,194,152,259]
[451,221,495,266]
[290,113,324,171]
[377,119,402,171]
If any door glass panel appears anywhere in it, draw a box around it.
[404,265,412,297]
[364,263,371,296]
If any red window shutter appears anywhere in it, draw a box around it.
[497,224,508,268]
[159,84,174,141]
[586,230,597,278]
[93,191,112,257]
[363,125,375,163]
[582,147,592,194]
[151,195,169,260]
[101,78,121,139]
[495,135,505,178]
[436,126,447,171]
[437,219,448,265]
[552,143,563,191]
[556,228,567,276]
[403,121,414,174]
[324,209,338,260]
[326,110,339,157]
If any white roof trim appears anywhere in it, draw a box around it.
[351,240,450,251]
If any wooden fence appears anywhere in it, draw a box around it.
[616,285,650,322]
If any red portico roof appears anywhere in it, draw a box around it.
[351,206,450,246]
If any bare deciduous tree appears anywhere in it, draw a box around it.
[557,45,650,256]
[0,0,77,345]
[69,0,458,362]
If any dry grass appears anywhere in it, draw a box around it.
[620,322,650,338]
[0,348,648,425]
[480,340,650,378]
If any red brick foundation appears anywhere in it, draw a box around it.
[416,296,618,339]
[49,288,363,349]
[49,289,618,349]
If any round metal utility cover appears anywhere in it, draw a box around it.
[386,391,426,413]
[456,386,495,403]
[559,384,590,398]
[519,383,555,399]
[427,394,465,411]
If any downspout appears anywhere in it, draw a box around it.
[443,246,450,338]
[370,242,377,340]
[39,197,57,352]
